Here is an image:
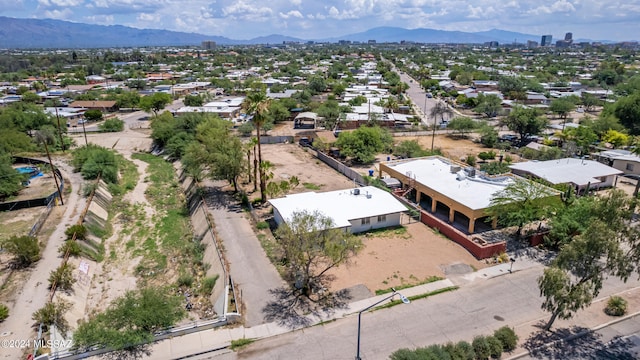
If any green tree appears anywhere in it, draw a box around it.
[501,106,547,141]
[183,94,204,107]
[549,98,576,120]
[84,109,103,122]
[243,91,271,202]
[394,140,427,158]
[21,91,40,103]
[498,76,526,100]
[268,101,291,123]
[613,92,640,134]
[116,91,141,109]
[478,123,499,148]
[274,210,361,300]
[139,92,172,117]
[447,116,477,138]
[73,287,185,353]
[486,179,560,238]
[2,235,40,268]
[183,117,245,191]
[429,101,453,151]
[538,190,639,330]
[474,93,502,118]
[72,144,119,183]
[0,155,28,200]
[308,76,327,94]
[335,126,393,164]
[580,92,600,112]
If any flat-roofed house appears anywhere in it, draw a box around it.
[268,186,406,234]
[509,158,622,192]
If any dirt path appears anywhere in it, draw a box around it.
[0,159,87,360]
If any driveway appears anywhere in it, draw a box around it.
[202,181,285,327]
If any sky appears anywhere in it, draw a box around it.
[1,0,639,41]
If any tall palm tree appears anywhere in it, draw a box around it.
[242,91,271,202]
[429,100,453,151]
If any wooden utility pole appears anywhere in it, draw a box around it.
[43,140,64,205]
[54,106,65,152]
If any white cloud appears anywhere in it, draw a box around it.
[43,8,73,19]
[279,10,303,19]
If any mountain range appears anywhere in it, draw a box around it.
[0,16,607,49]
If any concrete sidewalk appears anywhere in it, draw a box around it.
[135,260,640,360]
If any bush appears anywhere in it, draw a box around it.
[237,122,254,137]
[58,241,82,257]
[486,336,503,359]
[465,155,476,167]
[453,341,475,360]
[257,221,269,230]
[472,335,492,360]
[65,224,87,240]
[32,300,71,336]
[49,263,76,291]
[200,275,219,296]
[177,273,194,287]
[1,235,40,268]
[605,295,628,316]
[0,304,8,322]
[99,118,125,132]
[493,326,518,352]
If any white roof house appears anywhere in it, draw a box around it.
[387,158,514,211]
[509,158,622,190]
[268,186,407,233]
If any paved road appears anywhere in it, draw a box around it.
[202,181,285,327]
[193,267,640,360]
[393,66,454,126]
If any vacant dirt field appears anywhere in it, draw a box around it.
[258,142,356,193]
[328,220,487,294]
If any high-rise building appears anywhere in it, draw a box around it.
[565,32,573,41]
[527,40,539,48]
[201,41,216,50]
[541,35,553,46]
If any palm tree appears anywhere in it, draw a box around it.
[242,91,271,202]
[429,100,453,151]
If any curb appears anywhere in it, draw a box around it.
[505,311,640,359]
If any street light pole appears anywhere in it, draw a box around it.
[356,288,410,360]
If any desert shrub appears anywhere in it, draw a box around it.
[58,241,82,257]
[200,275,219,296]
[257,221,269,230]
[49,263,76,291]
[486,336,503,359]
[472,336,492,360]
[32,300,71,335]
[605,295,628,316]
[452,341,475,359]
[1,235,40,268]
[65,224,87,240]
[493,326,518,352]
[465,154,476,167]
[99,118,125,132]
[177,273,194,287]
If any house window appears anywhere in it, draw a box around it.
[626,163,634,172]
[361,217,370,225]
[377,215,387,222]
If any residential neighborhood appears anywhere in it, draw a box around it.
[1,27,640,360]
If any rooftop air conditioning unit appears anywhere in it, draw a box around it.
[353,188,360,195]
[450,165,461,173]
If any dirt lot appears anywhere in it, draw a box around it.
[255,142,356,194]
[328,220,486,294]
[254,141,488,294]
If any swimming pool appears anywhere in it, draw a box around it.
[16,166,43,179]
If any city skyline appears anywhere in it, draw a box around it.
[0,0,638,42]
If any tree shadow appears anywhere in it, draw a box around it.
[97,344,152,360]
[262,286,352,329]
[524,324,638,359]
